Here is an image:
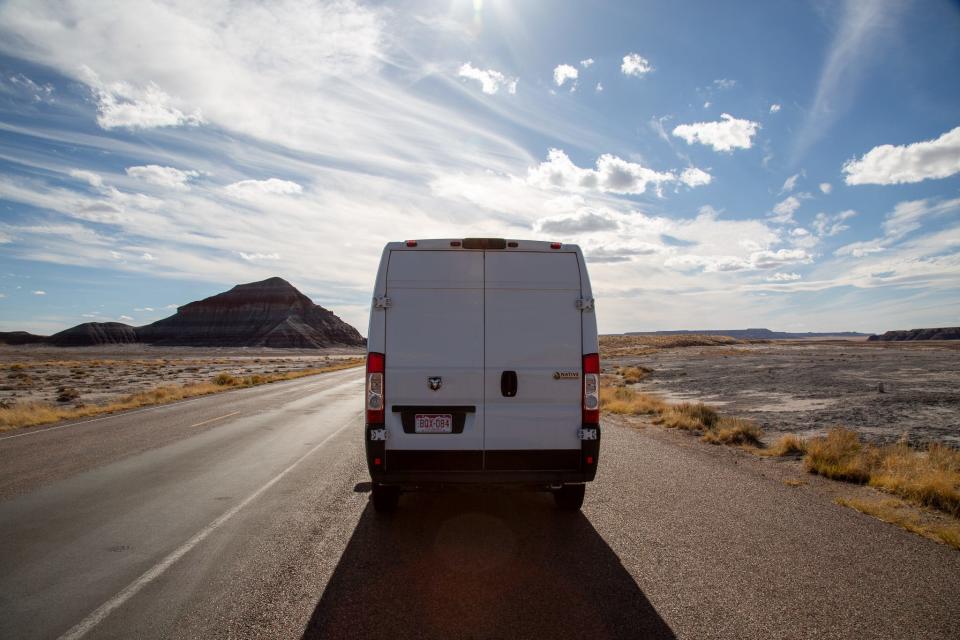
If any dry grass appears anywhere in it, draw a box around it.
[783,478,807,487]
[804,427,878,483]
[618,365,651,384]
[599,385,667,415]
[761,433,807,457]
[655,402,719,431]
[600,334,740,357]
[802,427,960,518]
[836,496,960,550]
[0,358,364,432]
[700,417,763,446]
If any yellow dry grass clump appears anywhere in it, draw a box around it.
[600,376,762,447]
[796,427,960,518]
[0,358,364,432]
[599,385,666,415]
[618,365,651,384]
[761,433,807,457]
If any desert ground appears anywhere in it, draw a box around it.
[0,345,364,409]
[602,339,960,446]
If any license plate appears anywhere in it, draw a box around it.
[414,414,453,433]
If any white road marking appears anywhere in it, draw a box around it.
[0,368,362,442]
[189,411,240,428]
[56,417,358,640]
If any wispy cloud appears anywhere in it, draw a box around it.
[672,114,759,152]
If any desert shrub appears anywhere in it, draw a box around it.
[56,387,81,403]
[10,364,25,371]
[701,417,763,446]
[868,443,960,517]
[804,428,878,483]
[599,386,666,415]
[656,402,718,431]
[619,366,652,384]
[764,434,807,457]
[214,373,238,386]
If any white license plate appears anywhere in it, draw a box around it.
[414,414,453,433]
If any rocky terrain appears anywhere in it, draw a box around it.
[868,327,960,341]
[0,277,365,349]
[604,340,960,446]
[626,328,869,340]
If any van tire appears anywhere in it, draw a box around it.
[553,484,585,511]
[372,483,399,513]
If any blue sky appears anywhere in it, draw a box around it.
[0,0,958,336]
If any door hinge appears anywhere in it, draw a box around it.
[374,295,392,309]
[575,297,595,311]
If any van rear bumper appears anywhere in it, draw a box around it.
[370,469,594,486]
[365,424,600,485]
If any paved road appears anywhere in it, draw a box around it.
[1,368,958,639]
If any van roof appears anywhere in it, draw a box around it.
[386,238,582,252]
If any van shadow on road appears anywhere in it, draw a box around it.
[302,489,675,640]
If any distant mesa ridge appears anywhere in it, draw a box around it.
[0,277,366,348]
[867,327,960,341]
[624,328,869,340]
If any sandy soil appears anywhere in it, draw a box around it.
[0,344,364,408]
[605,340,960,446]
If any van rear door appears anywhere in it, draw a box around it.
[384,251,485,469]
[483,251,583,471]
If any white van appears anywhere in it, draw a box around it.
[364,238,600,511]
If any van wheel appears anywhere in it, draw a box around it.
[372,483,399,513]
[553,484,585,511]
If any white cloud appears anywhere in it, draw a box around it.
[553,64,578,88]
[882,197,960,238]
[621,53,652,77]
[526,148,709,196]
[834,239,885,258]
[672,114,759,152]
[781,172,801,193]
[595,82,603,93]
[580,58,594,68]
[703,101,711,109]
[81,66,203,130]
[239,252,281,261]
[69,169,103,189]
[141,252,156,261]
[537,211,619,234]
[458,62,518,95]
[126,165,200,191]
[767,272,801,281]
[3,72,55,103]
[679,167,712,187]
[118,315,134,322]
[32,290,46,295]
[769,103,781,113]
[813,210,856,237]
[842,126,960,185]
[819,182,832,194]
[224,178,303,199]
[770,196,802,224]
[713,78,736,90]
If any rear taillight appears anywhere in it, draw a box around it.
[582,353,600,425]
[366,352,385,424]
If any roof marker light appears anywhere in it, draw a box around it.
[450,240,461,247]
[405,240,418,247]
[550,242,562,249]
[507,241,518,248]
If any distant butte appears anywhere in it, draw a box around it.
[0,277,366,348]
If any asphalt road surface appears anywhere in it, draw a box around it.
[1,368,958,640]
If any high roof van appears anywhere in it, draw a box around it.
[364,238,600,511]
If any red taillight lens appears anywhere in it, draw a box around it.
[366,352,385,424]
[405,240,417,247]
[550,242,562,249]
[582,353,600,425]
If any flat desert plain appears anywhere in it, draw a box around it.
[0,345,364,409]
[604,340,960,446]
